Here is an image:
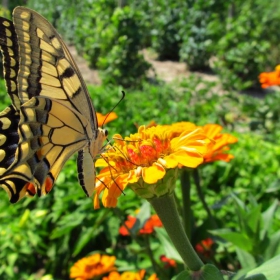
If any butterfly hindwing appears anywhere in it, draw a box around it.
[0,96,95,201]
[0,106,29,203]
[0,106,20,175]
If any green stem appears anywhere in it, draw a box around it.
[193,169,217,229]
[180,169,192,238]
[149,193,204,271]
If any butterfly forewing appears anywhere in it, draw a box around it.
[13,7,98,131]
[0,18,21,110]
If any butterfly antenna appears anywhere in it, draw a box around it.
[102,91,126,128]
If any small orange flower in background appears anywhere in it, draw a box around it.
[119,214,163,236]
[160,255,177,268]
[195,238,214,258]
[97,112,118,127]
[94,124,210,208]
[103,270,158,280]
[259,64,280,88]
[70,253,116,280]
[202,124,237,163]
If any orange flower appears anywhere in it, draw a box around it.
[96,112,118,127]
[259,65,280,88]
[202,124,237,163]
[195,238,214,258]
[119,214,163,236]
[70,253,116,280]
[147,274,159,280]
[103,270,146,280]
[160,255,177,268]
[163,122,237,163]
[94,125,210,208]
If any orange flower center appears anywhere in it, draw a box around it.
[125,137,170,168]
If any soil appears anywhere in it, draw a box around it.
[69,46,266,98]
[69,46,220,86]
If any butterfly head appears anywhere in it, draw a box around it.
[90,128,108,158]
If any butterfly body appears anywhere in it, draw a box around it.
[0,7,107,202]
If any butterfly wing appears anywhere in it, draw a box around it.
[13,7,98,130]
[0,106,20,174]
[0,96,95,202]
[0,18,25,199]
[0,17,21,110]
[0,7,106,202]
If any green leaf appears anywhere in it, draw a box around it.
[72,227,95,257]
[236,248,256,271]
[154,227,183,263]
[210,229,253,251]
[172,270,193,280]
[231,193,247,232]
[172,265,224,280]
[246,204,261,238]
[261,199,279,240]
[264,231,280,260]
[244,254,280,280]
[201,264,225,280]
[136,201,151,227]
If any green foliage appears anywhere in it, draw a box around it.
[24,0,280,90]
[74,0,116,68]
[0,173,113,279]
[30,0,150,88]
[210,196,280,279]
[178,0,227,71]
[27,0,82,43]
[148,0,182,60]
[96,6,151,87]
[214,0,280,90]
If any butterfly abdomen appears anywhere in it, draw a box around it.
[77,148,96,196]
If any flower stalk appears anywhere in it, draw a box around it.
[149,193,204,271]
[180,169,192,238]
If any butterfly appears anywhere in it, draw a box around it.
[0,7,107,203]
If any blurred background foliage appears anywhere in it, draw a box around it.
[23,0,280,89]
[0,0,280,279]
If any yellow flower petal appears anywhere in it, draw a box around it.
[142,163,166,184]
[172,150,204,168]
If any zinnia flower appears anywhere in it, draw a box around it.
[160,255,177,268]
[119,214,163,236]
[195,238,214,258]
[202,124,237,163]
[164,122,237,163]
[97,112,118,127]
[259,65,280,88]
[94,124,210,208]
[70,253,116,280]
[103,271,158,280]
